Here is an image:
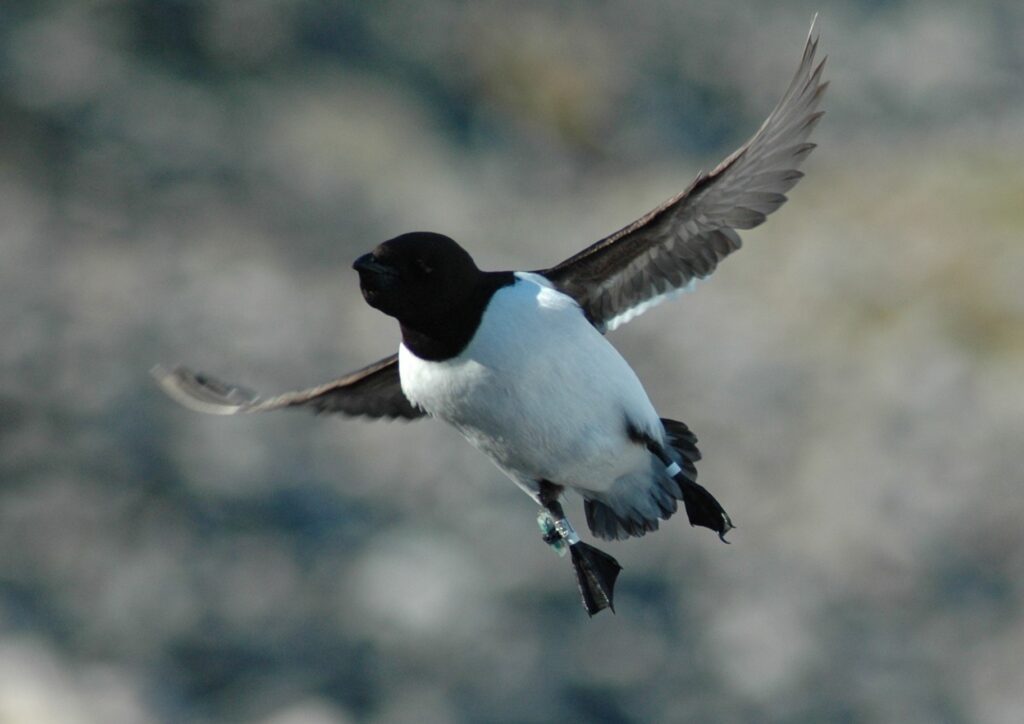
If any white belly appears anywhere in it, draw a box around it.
[398,273,663,498]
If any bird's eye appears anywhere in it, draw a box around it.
[415,258,434,276]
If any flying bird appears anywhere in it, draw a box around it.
[155,20,826,616]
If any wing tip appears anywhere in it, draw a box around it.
[793,15,823,90]
[151,363,256,415]
[808,13,821,43]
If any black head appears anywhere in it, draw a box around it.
[352,232,514,360]
[353,232,481,323]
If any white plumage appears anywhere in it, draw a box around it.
[399,273,665,510]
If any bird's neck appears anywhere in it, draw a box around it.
[399,271,515,361]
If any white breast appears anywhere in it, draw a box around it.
[399,273,663,498]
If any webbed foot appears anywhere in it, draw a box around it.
[569,540,622,616]
[538,508,622,616]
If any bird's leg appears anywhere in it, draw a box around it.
[537,481,622,616]
[645,440,735,542]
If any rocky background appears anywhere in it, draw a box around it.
[1,1,1022,722]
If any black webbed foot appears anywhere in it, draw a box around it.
[679,479,735,543]
[536,490,622,616]
[569,540,622,616]
[644,439,735,543]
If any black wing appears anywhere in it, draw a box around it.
[152,353,425,420]
[542,18,827,332]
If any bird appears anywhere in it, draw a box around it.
[154,20,826,616]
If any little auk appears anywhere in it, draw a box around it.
[154,20,826,616]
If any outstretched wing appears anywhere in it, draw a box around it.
[152,353,425,420]
[542,18,827,332]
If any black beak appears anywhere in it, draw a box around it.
[353,253,396,276]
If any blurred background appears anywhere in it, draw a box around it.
[1,1,1022,722]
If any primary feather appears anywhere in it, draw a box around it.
[542,18,827,332]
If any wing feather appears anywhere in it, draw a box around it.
[542,18,827,332]
[152,353,425,420]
